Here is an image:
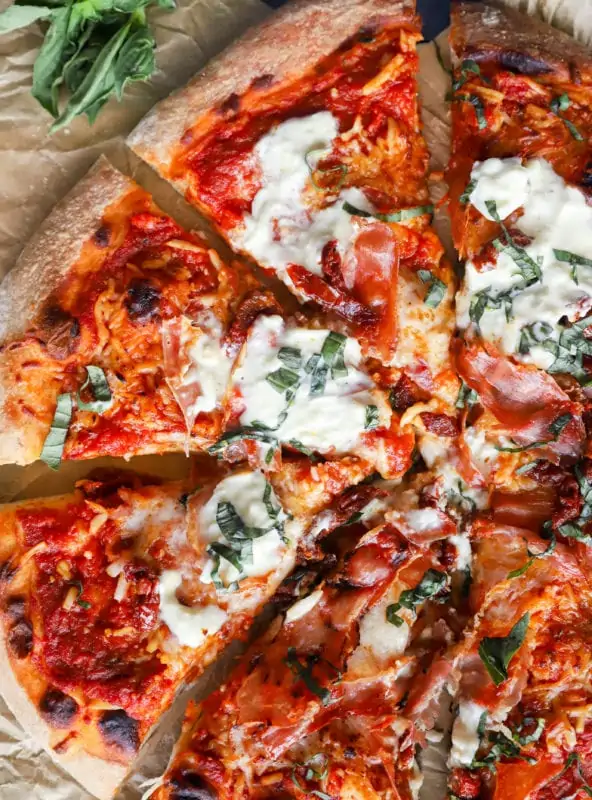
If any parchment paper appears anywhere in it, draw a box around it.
[0,0,589,797]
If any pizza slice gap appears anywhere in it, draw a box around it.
[0,461,367,800]
[445,516,592,800]
[128,0,457,407]
[446,0,592,464]
[146,470,472,800]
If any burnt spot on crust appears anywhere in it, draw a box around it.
[94,225,111,248]
[251,73,274,91]
[39,688,79,728]
[169,770,218,800]
[38,305,80,360]
[0,561,16,584]
[467,48,553,76]
[4,595,26,620]
[125,279,160,322]
[219,93,240,116]
[8,618,33,659]
[98,709,140,754]
[582,161,592,190]
[357,22,379,43]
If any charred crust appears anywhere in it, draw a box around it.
[37,305,80,360]
[98,709,140,753]
[39,688,79,728]
[219,93,240,116]
[4,595,26,620]
[251,73,274,91]
[94,225,112,248]
[0,561,16,584]
[125,279,160,322]
[8,618,33,659]
[169,770,218,800]
[493,49,553,75]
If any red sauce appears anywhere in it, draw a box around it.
[17,502,93,548]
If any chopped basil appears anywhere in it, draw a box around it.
[278,346,302,371]
[40,393,73,470]
[506,531,556,579]
[452,58,481,91]
[496,413,572,453]
[305,147,347,192]
[208,541,245,572]
[342,201,434,223]
[550,94,584,141]
[558,521,592,545]
[291,754,331,799]
[71,580,91,609]
[264,447,275,464]
[309,359,329,396]
[266,367,300,394]
[76,365,113,413]
[456,381,479,409]
[514,717,545,746]
[364,405,379,430]
[545,313,592,383]
[216,500,272,541]
[456,93,487,130]
[478,613,529,685]
[557,465,592,545]
[518,321,554,355]
[551,753,592,796]
[321,331,348,379]
[386,569,448,627]
[515,459,543,476]
[471,725,537,769]
[208,426,279,455]
[285,647,331,705]
[287,439,316,457]
[554,248,592,284]
[417,269,447,308]
[460,177,477,206]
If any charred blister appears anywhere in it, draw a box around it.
[4,595,26,620]
[38,305,80,360]
[7,618,33,659]
[94,225,112,248]
[125,279,161,322]
[98,709,140,754]
[251,73,274,91]
[169,770,218,800]
[489,49,553,76]
[39,688,79,728]
[0,561,16,584]
[219,93,240,116]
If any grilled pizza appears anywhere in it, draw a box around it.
[128,0,457,407]
[152,472,470,800]
[447,0,592,463]
[0,463,374,798]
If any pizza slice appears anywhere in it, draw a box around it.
[0,156,265,467]
[128,0,456,404]
[446,509,592,800]
[447,1,592,462]
[148,472,471,800]
[0,462,368,799]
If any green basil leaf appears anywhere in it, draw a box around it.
[518,321,554,354]
[548,412,572,438]
[558,522,592,545]
[550,94,583,141]
[364,405,379,430]
[452,58,480,91]
[76,365,112,413]
[386,569,448,627]
[478,613,529,686]
[266,367,300,394]
[111,21,155,100]
[208,541,243,573]
[554,248,592,284]
[342,201,433,223]
[513,717,545,746]
[456,93,487,130]
[216,501,243,540]
[418,269,447,308]
[460,177,477,206]
[278,346,302,371]
[497,414,571,453]
[492,237,541,284]
[0,4,54,32]
[456,381,479,409]
[40,393,72,470]
[285,647,331,706]
[320,331,347,379]
[507,531,556,579]
[309,359,329,396]
[32,3,73,117]
[208,427,278,455]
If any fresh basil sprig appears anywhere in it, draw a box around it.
[417,269,447,308]
[386,569,448,627]
[478,613,529,686]
[0,0,174,133]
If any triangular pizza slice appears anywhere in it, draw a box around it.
[128,0,456,407]
[0,462,367,798]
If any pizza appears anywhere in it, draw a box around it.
[0,461,377,798]
[150,472,469,800]
[127,0,457,410]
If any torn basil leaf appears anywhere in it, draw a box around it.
[518,321,554,355]
[342,202,434,223]
[40,393,73,470]
[558,522,592,545]
[456,93,487,130]
[321,331,348,379]
[554,248,592,284]
[545,313,592,383]
[456,381,479,409]
[550,94,584,141]
[208,427,279,455]
[506,531,556,579]
[478,613,529,685]
[278,346,302,371]
[417,269,447,308]
[76,365,113,413]
[364,405,379,430]
[266,367,300,394]
[460,177,477,206]
[285,647,331,705]
[452,59,481,91]
[386,569,448,627]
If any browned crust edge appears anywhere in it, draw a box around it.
[0,620,128,800]
[0,156,135,346]
[450,0,592,80]
[128,0,418,178]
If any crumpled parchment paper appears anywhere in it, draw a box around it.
[0,0,589,797]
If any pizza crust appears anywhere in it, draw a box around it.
[127,0,418,183]
[451,0,592,79]
[0,618,128,800]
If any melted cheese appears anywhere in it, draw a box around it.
[458,157,592,369]
[463,426,499,479]
[158,570,227,648]
[232,315,389,454]
[419,434,488,510]
[403,507,445,533]
[449,702,485,767]
[285,589,323,623]
[199,470,289,586]
[231,112,373,284]
[185,315,232,417]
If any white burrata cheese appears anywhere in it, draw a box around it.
[419,434,489,511]
[231,111,373,281]
[185,316,232,417]
[449,702,486,767]
[158,569,227,648]
[463,426,499,479]
[199,470,290,587]
[403,507,446,533]
[457,157,592,370]
[231,315,389,455]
